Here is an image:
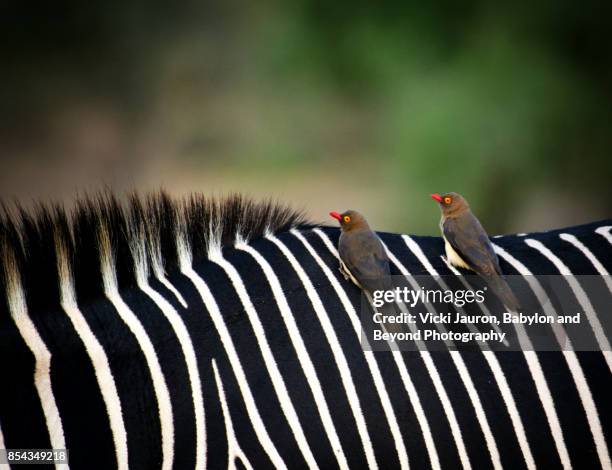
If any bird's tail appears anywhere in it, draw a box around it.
[486,274,520,312]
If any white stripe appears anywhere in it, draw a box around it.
[402,235,502,470]
[563,230,612,298]
[492,243,573,469]
[269,233,379,470]
[442,260,536,470]
[99,242,174,470]
[559,233,611,281]
[315,231,441,470]
[292,229,410,470]
[524,238,611,469]
[211,360,254,470]
[442,258,507,342]
[57,263,128,470]
[147,228,188,309]
[237,243,350,470]
[6,276,68,470]
[375,243,470,470]
[0,420,11,470]
[525,238,612,370]
[158,276,188,309]
[178,258,287,469]
[209,251,319,470]
[134,271,206,470]
[595,226,612,245]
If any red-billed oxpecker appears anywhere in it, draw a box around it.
[329,210,405,336]
[431,192,520,311]
[329,210,392,293]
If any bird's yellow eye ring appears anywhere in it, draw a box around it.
[343,215,351,223]
[444,197,452,204]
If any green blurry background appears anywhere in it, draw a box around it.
[1,0,610,234]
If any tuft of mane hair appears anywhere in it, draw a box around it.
[0,191,312,310]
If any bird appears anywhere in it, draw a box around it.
[431,192,520,311]
[329,209,392,294]
[329,210,407,339]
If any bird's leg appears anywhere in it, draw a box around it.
[338,261,350,281]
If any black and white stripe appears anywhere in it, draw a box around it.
[0,194,610,469]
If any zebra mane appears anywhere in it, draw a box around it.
[0,191,312,309]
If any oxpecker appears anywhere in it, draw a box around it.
[329,210,405,337]
[431,192,520,311]
[329,210,392,294]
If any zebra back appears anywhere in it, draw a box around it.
[0,194,610,469]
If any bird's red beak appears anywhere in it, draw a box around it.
[431,193,443,203]
[329,211,342,221]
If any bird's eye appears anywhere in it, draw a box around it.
[343,215,351,223]
[444,197,452,204]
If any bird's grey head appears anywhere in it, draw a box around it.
[329,209,370,232]
[431,192,470,217]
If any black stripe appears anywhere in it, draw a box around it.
[495,352,563,468]
[0,313,52,454]
[230,239,341,469]
[508,238,602,468]
[574,229,612,273]
[22,294,116,469]
[292,230,403,468]
[258,235,369,468]
[192,256,306,468]
[120,284,196,470]
[78,297,162,470]
[157,271,232,470]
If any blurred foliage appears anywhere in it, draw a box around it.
[0,0,610,233]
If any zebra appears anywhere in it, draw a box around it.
[0,192,610,470]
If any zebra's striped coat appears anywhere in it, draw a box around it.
[0,196,610,469]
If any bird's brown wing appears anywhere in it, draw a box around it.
[339,230,391,292]
[443,214,502,276]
